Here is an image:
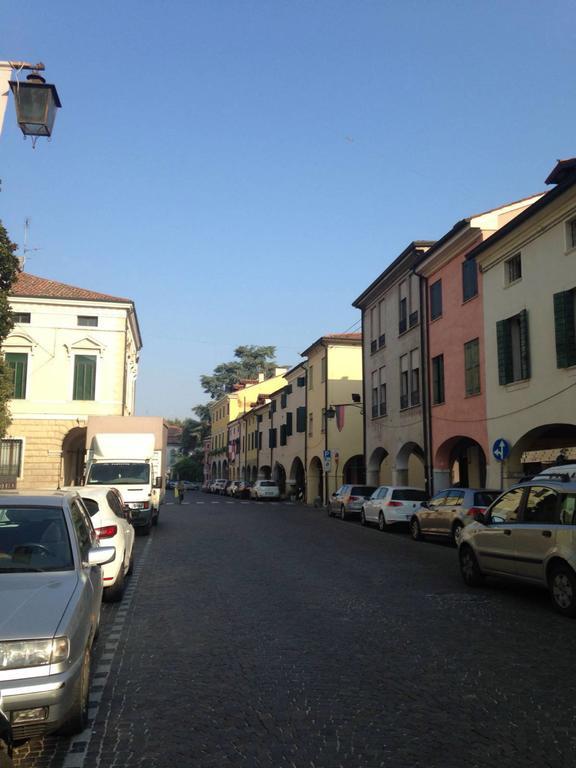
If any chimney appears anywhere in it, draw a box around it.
[258,372,265,382]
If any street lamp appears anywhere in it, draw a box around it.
[0,61,61,140]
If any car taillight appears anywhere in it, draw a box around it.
[96,525,117,539]
[349,496,359,501]
[468,507,483,519]
[386,501,402,507]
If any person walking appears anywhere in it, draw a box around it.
[176,480,185,504]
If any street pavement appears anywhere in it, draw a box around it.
[10,492,576,768]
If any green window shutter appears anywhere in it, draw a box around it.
[554,290,576,368]
[73,355,96,400]
[5,353,27,399]
[296,406,306,433]
[519,309,531,380]
[496,319,512,385]
[286,412,293,436]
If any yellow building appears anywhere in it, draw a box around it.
[301,334,363,504]
[207,369,288,479]
[3,272,141,489]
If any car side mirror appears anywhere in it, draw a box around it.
[87,546,116,567]
[474,511,486,525]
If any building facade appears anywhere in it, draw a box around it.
[3,272,141,489]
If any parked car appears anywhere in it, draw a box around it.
[226,480,241,496]
[362,486,427,530]
[181,480,200,491]
[410,487,500,545]
[328,485,377,520]
[250,480,280,500]
[67,485,135,602]
[0,490,115,741]
[201,482,211,493]
[211,479,228,494]
[458,478,576,616]
[235,481,253,499]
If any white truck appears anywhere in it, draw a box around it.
[84,417,167,535]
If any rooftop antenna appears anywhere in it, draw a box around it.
[19,217,40,270]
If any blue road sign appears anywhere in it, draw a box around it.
[323,450,331,460]
[492,438,510,462]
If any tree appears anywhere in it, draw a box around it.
[200,345,277,399]
[0,223,20,437]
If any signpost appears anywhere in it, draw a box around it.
[323,449,331,472]
[492,438,510,490]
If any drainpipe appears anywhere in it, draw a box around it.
[304,365,308,503]
[270,403,274,480]
[323,342,329,504]
[360,309,367,484]
[121,314,128,415]
[415,269,433,497]
[243,411,247,481]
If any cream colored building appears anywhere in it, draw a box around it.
[3,272,141,489]
[301,334,363,504]
[469,159,576,487]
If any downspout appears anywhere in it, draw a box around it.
[416,270,433,497]
[243,411,247,481]
[270,403,274,480]
[304,365,308,503]
[323,342,329,504]
[360,309,367,484]
[121,313,128,415]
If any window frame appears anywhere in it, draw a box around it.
[5,352,28,399]
[430,280,443,321]
[77,315,98,327]
[73,354,97,401]
[432,354,445,405]
[505,253,522,285]
[462,260,478,302]
[464,338,481,397]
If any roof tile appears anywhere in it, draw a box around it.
[10,272,132,303]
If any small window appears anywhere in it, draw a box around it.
[308,413,313,437]
[400,354,409,409]
[5,353,27,399]
[560,494,576,525]
[0,439,23,478]
[378,366,387,416]
[12,312,30,324]
[77,315,98,327]
[553,288,576,368]
[430,280,442,320]
[464,338,481,396]
[432,354,444,405]
[462,260,478,302]
[566,218,576,250]
[505,254,522,284]
[371,371,378,419]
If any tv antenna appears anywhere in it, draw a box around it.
[19,217,41,269]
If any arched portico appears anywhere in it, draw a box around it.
[211,462,217,480]
[395,442,425,488]
[251,466,258,482]
[289,456,305,499]
[62,427,87,486]
[259,464,271,480]
[343,454,365,484]
[434,436,487,491]
[273,462,286,495]
[308,456,323,504]
[366,447,392,486]
[506,423,576,484]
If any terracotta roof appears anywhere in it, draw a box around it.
[11,272,133,304]
[300,332,362,358]
[323,333,362,340]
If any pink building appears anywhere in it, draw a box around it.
[418,196,541,491]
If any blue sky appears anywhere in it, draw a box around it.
[2,1,574,418]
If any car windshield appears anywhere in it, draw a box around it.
[392,489,427,501]
[260,481,277,487]
[0,506,74,572]
[474,491,500,507]
[351,486,376,496]
[87,462,150,485]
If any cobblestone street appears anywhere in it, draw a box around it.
[11,493,576,768]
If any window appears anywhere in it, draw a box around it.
[462,260,478,302]
[5,353,27,399]
[566,218,576,250]
[296,407,306,433]
[410,349,420,406]
[73,355,97,400]
[399,280,408,334]
[271,400,277,414]
[379,366,387,416]
[496,310,530,384]
[560,494,576,525]
[554,288,576,368]
[524,486,559,524]
[444,490,464,506]
[489,487,524,524]
[464,338,481,396]
[321,356,327,383]
[432,354,444,405]
[297,376,306,387]
[280,393,287,409]
[280,425,287,446]
[400,354,409,409]
[370,306,378,353]
[12,312,30,324]
[371,371,378,418]
[0,439,23,478]
[268,429,277,448]
[308,365,314,390]
[378,300,386,348]
[70,499,95,558]
[77,315,98,327]
[258,432,263,450]
[430,280,442,320]
[286,412,293,437]
[505,253,522,284]
[308,413,313,437]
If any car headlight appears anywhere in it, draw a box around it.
[0,637,69,670]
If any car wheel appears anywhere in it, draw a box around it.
[104,559,126,603]
[59,646,90,735]
[459,545,485,587]
[360,508,367,526]
[452,522,464,547]
[378,511,386,532]
[549,564,576,617]
[340,505,346,521]
[410,517,423,541]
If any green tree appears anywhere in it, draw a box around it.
[200,345,277,399]
[0,223,20,437]
[172,453,203,481]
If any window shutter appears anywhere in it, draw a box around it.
[286,412,293,436]
[280,425,287,446]
[519,309,531,380]
[496,319,512,385]
[297,376,305,387]
[296,406,306,433]
[554,290,576,368]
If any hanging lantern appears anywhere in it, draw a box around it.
[9,72,61,137]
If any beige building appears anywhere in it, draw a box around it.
[353,243,433,492]
[469,159,576,487]
[3,272,141,489]
[301,334,363,504]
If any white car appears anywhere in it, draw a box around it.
[361,486,427,530]
[68,486,135,602]
[250,480,280,500]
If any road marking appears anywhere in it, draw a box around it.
[61,533,152,768]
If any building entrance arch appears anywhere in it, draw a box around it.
[367,446,391,486]
[259,464,271,480]
[507,423,576,483]
[273,462,286,495]
[62,427,87,486]
[434,436,487,490]
[395,442,425,488]
[289,456,305,499]
[308,456,323,504]
[343,454,365,484]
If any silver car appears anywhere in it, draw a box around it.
[410,487,500,545]
[0,491,114,741]
[328,485,377,520]
[458,479,576,616]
